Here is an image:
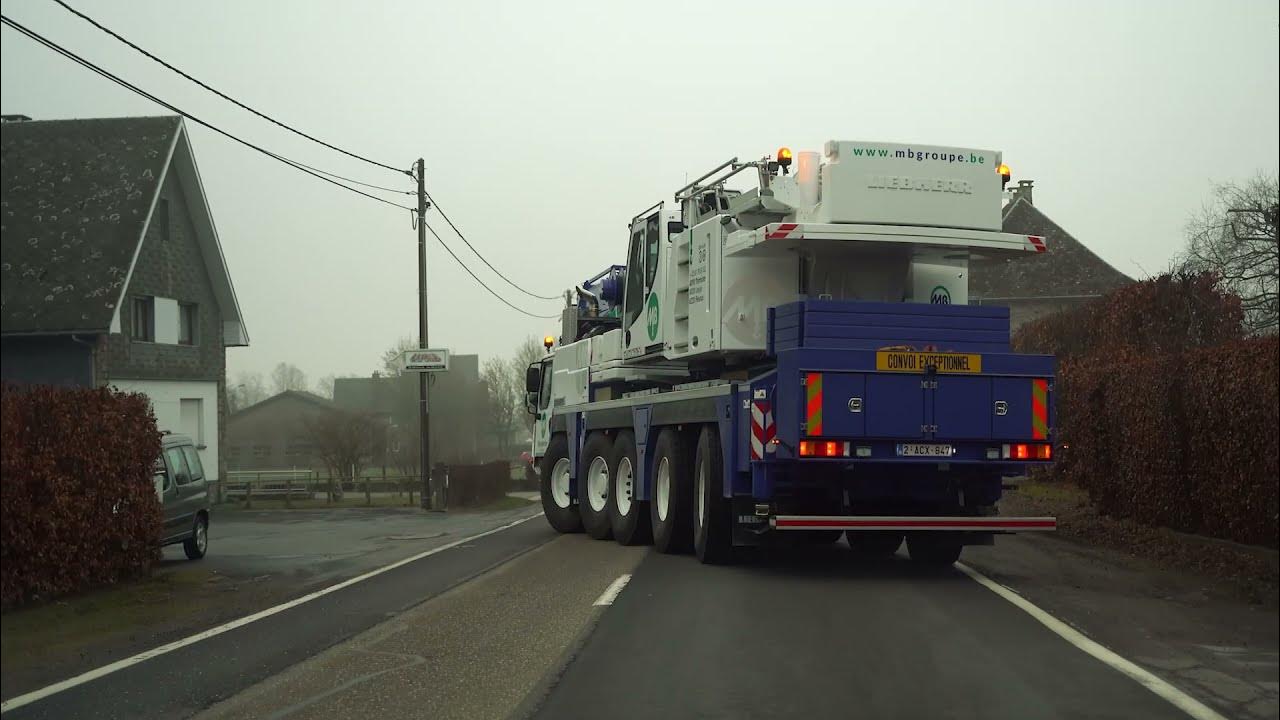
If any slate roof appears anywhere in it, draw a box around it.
[1,116,181,334]
[971,196,1133,300]
[232,390,335,419]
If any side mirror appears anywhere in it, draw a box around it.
[525,392,539,415]
[525,364,541,393]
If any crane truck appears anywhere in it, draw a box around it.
[524,140,1057,565]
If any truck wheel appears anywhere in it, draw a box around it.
[798,530,843,545]
[906,534,963,566]
[694,424,733,564]
[650,428,693,554]
[847,531,902,557]
[610,431,651,545]
[540,435,582,533]
[579,433,615,540]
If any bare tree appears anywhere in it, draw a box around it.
[380,337,417,378]
[313,374,337,399]
[303,410,385,500]
[482,356,518,459]
[227,371,269,413]
[1181,173,1279,334]
[270,362,309,395]
[509,336,547,437]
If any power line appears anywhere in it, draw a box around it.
[424,188,562,300]
[0,14,414,212]
[49,0,410,179]
[422,221,561,318]
[2,14,560,319]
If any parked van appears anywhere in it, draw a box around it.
[152,433,210,560]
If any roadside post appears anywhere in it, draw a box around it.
[399,347,451,511]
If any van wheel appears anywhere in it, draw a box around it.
[540,434,581,533]
[907,534,963,566]
[579,433,614,540]
[650,428,693,554]
[184,514,208,560]
[610,431,651,545]
[694,425,732,564]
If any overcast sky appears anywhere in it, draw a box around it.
[3,0,1278,384]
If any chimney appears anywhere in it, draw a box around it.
[1,114,33,123]
[1010,179,1034,205]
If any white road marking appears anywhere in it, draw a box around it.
[592,574,632,606]
[956,562,1229,720]
[0,512,546,715]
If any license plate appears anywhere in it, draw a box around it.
[897,443,953,457]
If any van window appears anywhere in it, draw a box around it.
[166,447,193,485]
[181,446,205,481]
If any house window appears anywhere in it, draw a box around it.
[179,303,198,345]
[132,296,155,342]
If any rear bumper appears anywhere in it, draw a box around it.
[771,515,1056,531]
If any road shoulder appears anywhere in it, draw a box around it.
[194,534,647,720]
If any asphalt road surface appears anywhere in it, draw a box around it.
[530,546,1187,720]
[6,520,1274,720]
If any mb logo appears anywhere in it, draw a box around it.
[930,285,952,305]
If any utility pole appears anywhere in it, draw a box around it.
[416,158,432,510]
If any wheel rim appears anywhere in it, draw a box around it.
[615,456,634,517]
[551,458,571,509]
[696,454,706,529]
[587,456,609,512]
[196,519,207,553]
[655,457,671,522]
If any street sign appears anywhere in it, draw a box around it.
[401,348,450,373]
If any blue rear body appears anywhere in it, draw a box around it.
[726,300,1055,507]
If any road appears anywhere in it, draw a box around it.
[5,520,1275,720]
[531,547,1184,720]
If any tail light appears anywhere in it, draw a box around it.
[1002,443,1052,460]
[799,440,849,458]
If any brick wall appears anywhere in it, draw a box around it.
[99,171,227,479]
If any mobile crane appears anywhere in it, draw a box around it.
[524,141,1056,565]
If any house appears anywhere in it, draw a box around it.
[1,115,248,483]
[971,180,1134,330]
[332,354,488,465]
[224,390,335,472]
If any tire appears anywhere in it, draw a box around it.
[906,534,963,566]
[579,433,615,540]
[693,425,733,564]
[799,530,844,545]
[183,513,208,560]
[846,531,903,557]
[540,435,582,533]
[649,427,693,554]
[609,431,651,545]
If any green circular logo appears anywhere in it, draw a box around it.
[930,285,952,305]
[646,293,660,341]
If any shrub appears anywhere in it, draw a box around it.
[1,384,163,609]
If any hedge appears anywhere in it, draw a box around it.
[1,385,163,609]
[1014,273,1277,548]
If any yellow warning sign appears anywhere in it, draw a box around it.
[875,351,982,374]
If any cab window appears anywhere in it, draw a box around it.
[622,227,645,329]
[539,359,553,410]
[644,214,660,288]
